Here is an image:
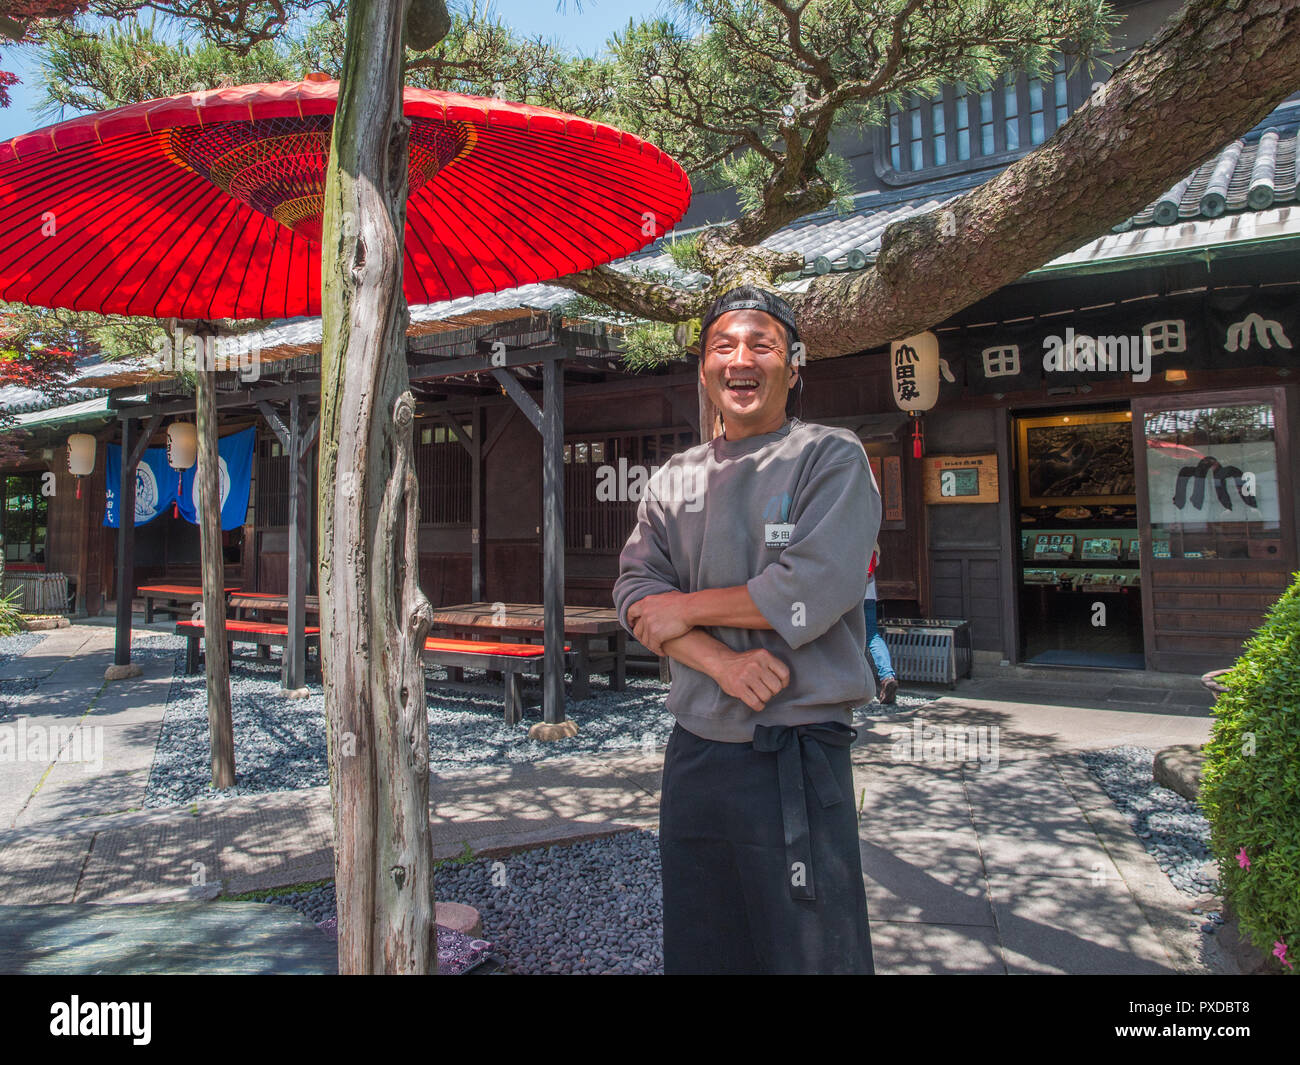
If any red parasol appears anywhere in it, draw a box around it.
[0,77,691,319]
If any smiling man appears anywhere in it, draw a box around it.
[613,286,882,974]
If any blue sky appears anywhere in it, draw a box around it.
[0,0,664,139]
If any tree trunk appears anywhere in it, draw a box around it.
[319,0,436,975]
[195,333,235,789]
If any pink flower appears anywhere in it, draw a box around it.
[1236,847,1250,870]
[1272,941,1293,970]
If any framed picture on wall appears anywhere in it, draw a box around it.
[1017,410,1138,507]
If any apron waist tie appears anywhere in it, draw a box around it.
[752,721,857,901]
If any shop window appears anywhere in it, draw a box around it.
[1142,403,1282,562]
[565,430,694,551]
[2,473,49,563]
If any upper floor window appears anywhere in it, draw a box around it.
[879,56,1093,185]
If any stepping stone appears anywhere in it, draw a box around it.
[0,902,337,975]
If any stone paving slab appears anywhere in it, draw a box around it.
[860,832,994,926]
[0,902,337,974]
[869,920,1006,975]
[987,874,1175,974]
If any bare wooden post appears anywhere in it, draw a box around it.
[470,404,486,602]
[540,355,566,723]
[319,0,442,974]
[111,413,161,670]
[195,329,235,789]
[697,373,721,442]
[113,416,135,667]
[284,392,310,689]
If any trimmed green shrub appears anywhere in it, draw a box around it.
[1200,571,1300,974]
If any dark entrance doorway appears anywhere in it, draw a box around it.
[1012,404,1144,669]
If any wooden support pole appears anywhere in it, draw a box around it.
[285,393,310,690]
[471,404,486,602]
[540,356,566,725]
[113,417,135,667]
[111,413,161,666]
[196,333,236,789]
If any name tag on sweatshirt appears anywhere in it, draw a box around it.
[764,522,795,548]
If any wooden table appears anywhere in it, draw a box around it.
[139,584,241,622]
[428,602,626,701]
[227,592,321,620]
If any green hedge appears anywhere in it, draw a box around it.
[1200,572,1300,974]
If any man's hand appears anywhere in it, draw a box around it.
[712,647,791,713]
[627,590,694,655]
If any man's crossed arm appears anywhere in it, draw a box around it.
[627,587,790,712]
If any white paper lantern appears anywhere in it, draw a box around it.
[66,433,96,477]
[67,433,95,498]
[166,422,198,471]
[889,331,941,414]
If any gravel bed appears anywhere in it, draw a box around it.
[0,631,50,721]
[255,828,665,975]
[1080,745,1218,896]
[146,644,930,805]
[146,643,327,807]
[0,631,47,667]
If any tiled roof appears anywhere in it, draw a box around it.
[70,104,1300,382]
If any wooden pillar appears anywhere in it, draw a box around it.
[113,417,135,666]
[196,335,235,788]
[284,393,310,689]
[470,404,486,602]
[698,373,722,442]
[540,356,565,724]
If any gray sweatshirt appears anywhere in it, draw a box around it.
[613,417,882,743]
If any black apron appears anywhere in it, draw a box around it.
[658,720,875,974]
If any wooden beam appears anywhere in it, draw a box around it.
[541,357,566,725]
[257,401,291,450]
[129,414,162,469]
[491,368,543,434]
[432,411,473,457]
[298,413,320,461]
[471,405,486,602]
[284,393,310,690]
[196,349,235,788]
[410,344,567,381]
[112,417,136,667]
[482,405,514,459]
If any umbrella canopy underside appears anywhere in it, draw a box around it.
[0,79,691,320]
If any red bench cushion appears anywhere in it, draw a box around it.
[178,619,320,636]
[141,585,205,596]
[423,637,569,657]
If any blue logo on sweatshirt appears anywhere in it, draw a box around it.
[762,492,792,522]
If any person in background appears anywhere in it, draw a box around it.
[865,541,898,704]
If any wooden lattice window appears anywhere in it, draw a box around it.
[415,422,471,525]
[565,430,695,551]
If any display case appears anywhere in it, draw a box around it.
[1018,508,1142,591]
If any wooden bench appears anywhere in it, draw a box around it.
[176,619,320,675]
[421,636,572,725]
